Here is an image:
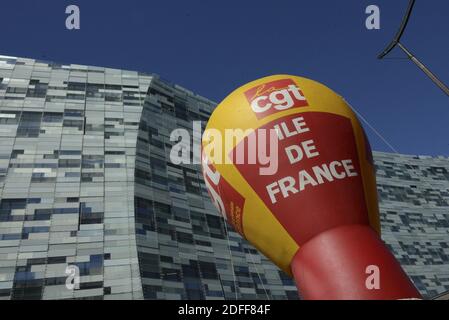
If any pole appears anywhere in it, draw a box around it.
[396,42,449,97]
[377,0,449,98]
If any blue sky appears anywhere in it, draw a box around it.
[1,0,448,156]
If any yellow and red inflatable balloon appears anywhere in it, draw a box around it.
[202,75,421,300]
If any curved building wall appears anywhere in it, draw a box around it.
[0,55,298,300]
[0,55,151,299]
[133,79,297,300]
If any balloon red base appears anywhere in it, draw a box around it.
[290,224,422,300]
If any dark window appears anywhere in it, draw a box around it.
[6,87,27,94]
[82,155,104,169]
[45,277,67,286]
[10,150,24,159]
[182,261,201,278]
[0,111,21,124]
[199,261,218,279]
[42,112,63,123]
[64,109,84,117]
[79,281,103,290]
[26,82,48,98]
[80,203,104,224]
[47,256,66,264]
[17,112,42,138]
[206,214,222,229]
[58,159,81,168]
[67,82,86,91]
[0,199,27,219]
[53,208,79,214]
[177,232,194,244]
[63,119,84,130]
[60,150,81,156]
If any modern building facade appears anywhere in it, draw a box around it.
[0,55,448,300]
[375,152,449,297]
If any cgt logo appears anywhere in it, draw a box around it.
[244,79,308,120]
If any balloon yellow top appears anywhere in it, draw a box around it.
[202,75,380,275]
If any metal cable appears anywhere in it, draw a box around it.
[345,100,400,154]
[222,218,239,300]
[247,248,270,300]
